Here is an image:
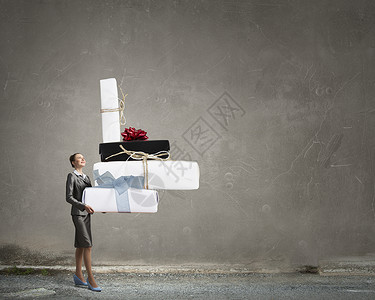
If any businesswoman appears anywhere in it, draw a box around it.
[66,153,101,292]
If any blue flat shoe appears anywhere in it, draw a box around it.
[87,278,101,292]
[73,274,88,286]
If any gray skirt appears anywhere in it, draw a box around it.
[72,214,92,248]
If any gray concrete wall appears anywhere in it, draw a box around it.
[0,0,374,269]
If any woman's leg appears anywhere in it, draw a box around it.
[83,247,98,288]
[75,248,86,282]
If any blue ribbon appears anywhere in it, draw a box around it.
[93,170,144,212]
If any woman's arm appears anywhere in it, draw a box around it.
[66,173,87,211]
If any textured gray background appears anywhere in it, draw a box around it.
[0,0,375,269]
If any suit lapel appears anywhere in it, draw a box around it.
[83,176,90,184]
[73,172,88,184]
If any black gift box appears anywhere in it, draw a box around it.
[99,140,170,162]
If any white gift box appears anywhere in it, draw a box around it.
[82,187,159,213]
[93,160,200,190]
[100,78,121,143]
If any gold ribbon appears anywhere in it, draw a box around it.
[105,145,171,189]
[100,85,127,126]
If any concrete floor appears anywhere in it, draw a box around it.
[1,272,375,299]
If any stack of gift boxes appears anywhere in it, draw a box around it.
[82,78,200,213]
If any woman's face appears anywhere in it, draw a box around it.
[72,154,86,168]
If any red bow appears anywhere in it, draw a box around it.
[121,127,148,141]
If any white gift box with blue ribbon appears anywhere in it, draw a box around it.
[83,187,158,213]
[82,175,159,213]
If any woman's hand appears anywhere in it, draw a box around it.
[85,204,94,214]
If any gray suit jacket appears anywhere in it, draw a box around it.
[66,172,92,216]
